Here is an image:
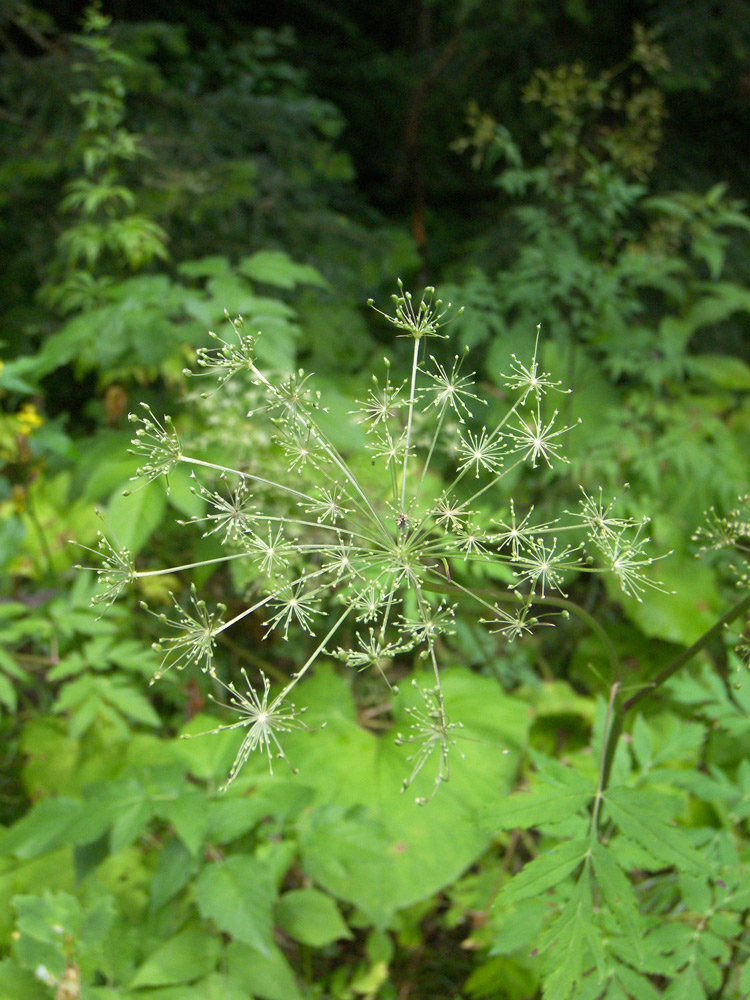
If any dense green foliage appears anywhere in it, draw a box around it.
[1,2,750,998]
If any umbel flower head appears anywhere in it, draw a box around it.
[84,284,663,800]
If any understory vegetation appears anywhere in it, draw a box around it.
[1,3,750,998]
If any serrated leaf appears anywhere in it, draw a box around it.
[484,764,593,831]
[128,926,221,988]
[604,788,703,875]
[194,856,275,955]
[591,843,643,959]
[0,645,31,682]
[496,839,590,907]
[225,940,303,1000]
[157,790,210,857]
[0,798,82,858]
[102,677,161,727]
[539,876,591,1000]
[276,888,352,947]
[615,964,662,1000]
[150,838,195,912]
[486,787,592,832]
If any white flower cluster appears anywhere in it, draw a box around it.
[82,285,662,799]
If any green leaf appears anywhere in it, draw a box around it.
[538,874,592,1000]
[604,787,704,875]
[106,483,167,556]
[0,673,16,711]
[496,839,590,907]
[292,667,527,925]
[165,463,205,519]
[237,250,327,290]
[591,843,643,958]
[741,960,750,995]
[156,790,210,857]
[178,256,231,279]
[192,972,256,1000]
[225,941,303,1000]
[128,926,221,988]
[110,798,151,853]
[276,888,352,947]
[150,838,195,912]
[194,856,275,955]
[484,762,593,832]
[687,353,750,390]
[0,957,48,999]
[0,798,82,858]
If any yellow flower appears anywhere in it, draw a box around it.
[16,403,43,436]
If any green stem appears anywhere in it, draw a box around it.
[622,589,750,714]
[400,337,423,515]
[597,589,750,797]
[590,681,619,840]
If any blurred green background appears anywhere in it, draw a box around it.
[1,2,750,998]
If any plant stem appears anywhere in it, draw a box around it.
[597,590,750,796]
[622,590,750,714]
[400,337,422,515]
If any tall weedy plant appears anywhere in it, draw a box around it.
[82,283,663,801]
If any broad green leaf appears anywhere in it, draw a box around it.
[128,926,221,988]
[110,799,151,853]
[194,855,275,955]
[14,890,115,987]
[178,256,231,279]
[0,798,82,858]
[156,790,211,857]
[616,553,719,645]
[0,850,74,944]
[165,463,205,519]
[238,250,327,290]
[276,888,352,947]
[150,838,194,912]
[106,484,167,556]
[0,958,48,999]
[496,839,590,907]
[193,972,256,999]
[225,941,303,1000]
[287,667,528,925]
[207,783,314,843]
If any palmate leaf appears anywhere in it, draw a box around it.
[603,787,704,875]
